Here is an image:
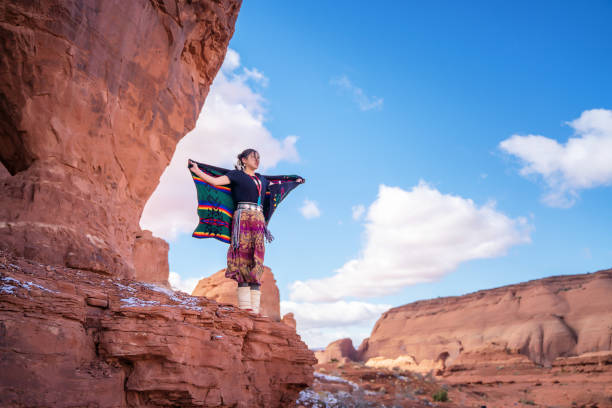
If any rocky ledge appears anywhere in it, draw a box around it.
[0,250,316,407]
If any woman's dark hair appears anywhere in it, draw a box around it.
[235,148,259,170]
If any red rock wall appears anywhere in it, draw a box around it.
[0,251,316,407]
[360,269,612,368]
[0,0,241,279]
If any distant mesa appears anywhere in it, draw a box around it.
[315,338,359,364]
[318,268,612,375]
[313,268,612,406]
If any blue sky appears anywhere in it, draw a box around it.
[142,1,612,348]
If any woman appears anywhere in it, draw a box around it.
[188,149,303,315]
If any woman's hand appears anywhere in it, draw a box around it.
[296,177,305,184]
[189,160,230,186]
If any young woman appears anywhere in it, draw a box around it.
[188,149,303,315]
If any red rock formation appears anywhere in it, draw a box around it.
[440,349,612,407]
[356,337,369,360]
[0,162,9,178]
[0,251,316,407]
[361,269,612,371]
[0,1,319,405]
[315,338,359,364]
[0,0,241,280]
[132,229,170,288]
[192,267,281,321]
[282,312,297,329]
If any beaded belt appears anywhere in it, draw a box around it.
[237,202,263,212]
[232,202,264,249]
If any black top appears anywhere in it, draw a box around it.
[226,170,269,204]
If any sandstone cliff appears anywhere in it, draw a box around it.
[0,1,318,406]
[1,250,316,407]
[192,267,281,321]
[0,0,240,280]
[359,268,612,371]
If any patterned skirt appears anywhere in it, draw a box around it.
[225,209,266,284]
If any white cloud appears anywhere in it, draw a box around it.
[242,67,269,86]
[222,48,240,71]
[281,300,390,329]
[281,300,390,349]
[168,271,202,294]
[300,199,321,219]
[330,75,383,111]
[290,181,532,302]
[351,204,366,220]
[296,327,372,351]
[140,49,299,240]
[500,108,612,208]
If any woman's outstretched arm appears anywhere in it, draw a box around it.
[188,160,230,186]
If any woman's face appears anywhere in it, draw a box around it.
[243,151,260,170]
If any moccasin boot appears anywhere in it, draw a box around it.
[237,286,252,311]
[250,288,261,315]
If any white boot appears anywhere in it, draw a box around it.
[237,286,252,311]
[250,289,261,315]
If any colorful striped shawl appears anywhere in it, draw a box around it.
[189,160,304,244]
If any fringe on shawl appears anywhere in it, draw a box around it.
[231,208,275,250]
[264,226,274,243]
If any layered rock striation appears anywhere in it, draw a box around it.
[0,0,241,279]
[0,251,316,407]
[359,268,612,371]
